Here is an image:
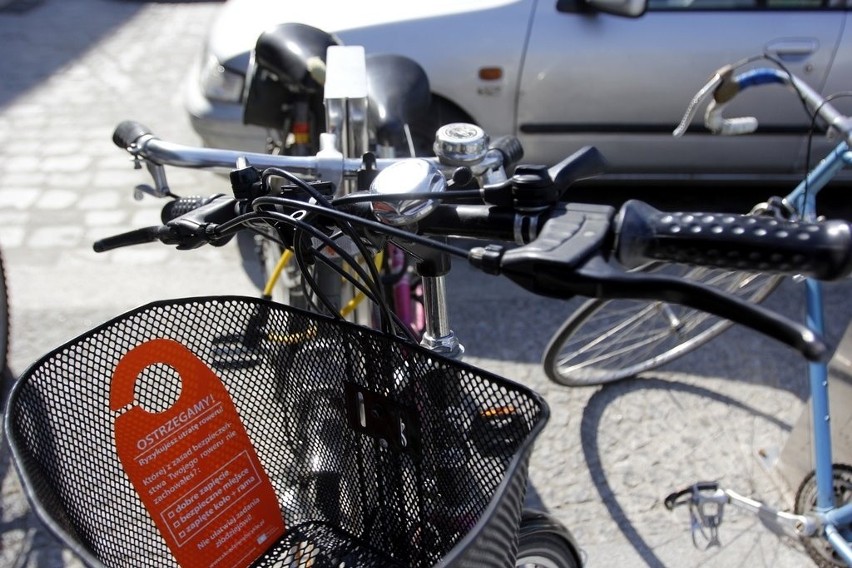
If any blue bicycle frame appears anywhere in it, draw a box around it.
[670,65,852,564]
[789,140,852,564]
[744,67,852,563]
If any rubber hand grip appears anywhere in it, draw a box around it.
[615,200,852,280]
[160,195,220,224]
[488,135,524,171]
[112,120,153,149]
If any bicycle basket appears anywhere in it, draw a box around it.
[6,296,549,568]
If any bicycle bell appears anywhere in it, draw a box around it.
[433,122,489,167]
[369,158,446,226]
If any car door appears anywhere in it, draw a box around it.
[516,0,847,180]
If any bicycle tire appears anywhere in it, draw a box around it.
[515,531,580,568]
[0,247,8,375]
[543,263,782,386]
[793,463,852,568]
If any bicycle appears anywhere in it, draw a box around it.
[649,64,852,568]
[542,58,850,388]
[6,114,852,566]
[237,23,481,336]
[158,26,524,341]
[544,60,852,566]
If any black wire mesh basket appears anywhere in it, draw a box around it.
[6,296,549,568]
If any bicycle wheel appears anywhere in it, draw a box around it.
[515,531,580,568]
[543,263,782,386]
[0,247,8,375]
[794,463,852,568]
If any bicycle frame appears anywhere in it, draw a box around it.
[684,142,852,564]
[673,141,852,563]
[787,140,852,563]
[657,64,852,565]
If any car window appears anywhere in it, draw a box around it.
[648,0,845,9]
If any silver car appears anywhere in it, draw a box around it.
[185,0,852,183]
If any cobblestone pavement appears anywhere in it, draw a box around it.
[2,1,852,567]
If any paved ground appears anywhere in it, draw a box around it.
[2,1,852,567]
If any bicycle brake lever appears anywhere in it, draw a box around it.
[555,255,823,360]
[571,258,826,361]
[480,146,607,211]
[468,203,828,362]
[93,222,232,252]
[93,226,169,252]
[94,195,239,252]
[160,194,239,250]
[673,65,734,137]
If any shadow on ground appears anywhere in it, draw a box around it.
[0,0,147,109]
[580,375,796,567]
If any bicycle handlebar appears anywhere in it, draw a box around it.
[614,200,852,278]
[103,124,852,362]
[467,200,850,362]
[113,120,366,187]
[112,120,528,188]
[674,65,852,145]
[195,193,847,282]
[102,188,852,362]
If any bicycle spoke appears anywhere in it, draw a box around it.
[543,269,782,386]
[556,305,697,372]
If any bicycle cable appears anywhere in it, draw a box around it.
[215,207,393,330]
[260,167,403,337]
[241,197,473,259]
[216,204,422,341]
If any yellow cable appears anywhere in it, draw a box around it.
[263,248,384,318]
[263,248,293,298]
[339,251,384,317]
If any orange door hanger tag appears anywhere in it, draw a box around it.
[110,339,284,568]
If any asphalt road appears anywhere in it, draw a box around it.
[2,2,852,567]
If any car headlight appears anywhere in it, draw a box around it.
[199,55,245,103]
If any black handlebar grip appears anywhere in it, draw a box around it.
[112,120,154,149]
[489,135,524,171]
[161,195,221,224]
[615,199,852,280]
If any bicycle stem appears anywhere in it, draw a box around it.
[419,275,464,360]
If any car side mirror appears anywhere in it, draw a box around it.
[557,0,648,17]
